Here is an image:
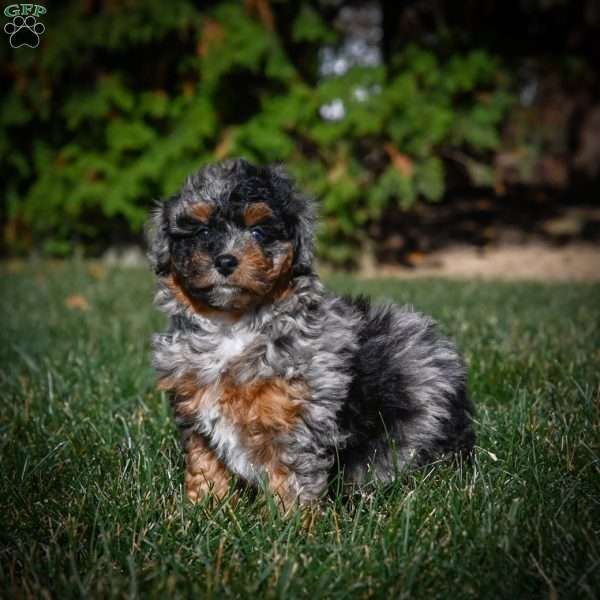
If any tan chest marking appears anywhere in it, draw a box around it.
[159,374,306,453]
[219,376,307,462]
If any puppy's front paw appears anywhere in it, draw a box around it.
[185,433,232,503]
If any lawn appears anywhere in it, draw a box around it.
[1,262,599,598]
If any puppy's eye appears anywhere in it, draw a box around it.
[250,227,266,242]
[196,226,209,239]
[172,217,209,239]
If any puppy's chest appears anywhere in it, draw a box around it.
[165,327,306,480]
[194,384,265,483]
[191,330,262,478]
[187,327,259,384]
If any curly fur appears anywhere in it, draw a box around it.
[147,158,474,507]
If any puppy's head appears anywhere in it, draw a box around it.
[147,159,315,314]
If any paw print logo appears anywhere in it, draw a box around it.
[4,15,45,48]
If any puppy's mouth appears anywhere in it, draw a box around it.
[188,283,250,295]
[184,281,261,310]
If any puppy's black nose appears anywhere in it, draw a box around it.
[214,254,239,276]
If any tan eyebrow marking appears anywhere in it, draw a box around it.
[190,202,213,223]
[244,202,273,227]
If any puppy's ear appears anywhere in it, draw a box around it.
[145,201,171,275]
[266,164,316,276]
[291,192,316,276]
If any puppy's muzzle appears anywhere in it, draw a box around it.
[214,254,239,276]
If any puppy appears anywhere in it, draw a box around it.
[147,159,474,508]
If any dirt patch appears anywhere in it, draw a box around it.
[360,242,600,281]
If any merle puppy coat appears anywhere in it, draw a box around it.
[147,159,474,508]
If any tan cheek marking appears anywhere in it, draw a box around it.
[163,273,198,311]
[243,241,271,274]
[185,433,232,502]
[191,202,213,222]
[230,240,272,293]
[231,241,294,304]
[243,202,273,226]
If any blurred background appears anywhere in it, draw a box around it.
[2,0,599,278]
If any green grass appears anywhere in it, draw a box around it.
[1,262,599,599]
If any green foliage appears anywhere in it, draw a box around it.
[1,1,513,261]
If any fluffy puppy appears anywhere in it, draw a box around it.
[147,159,474,508]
